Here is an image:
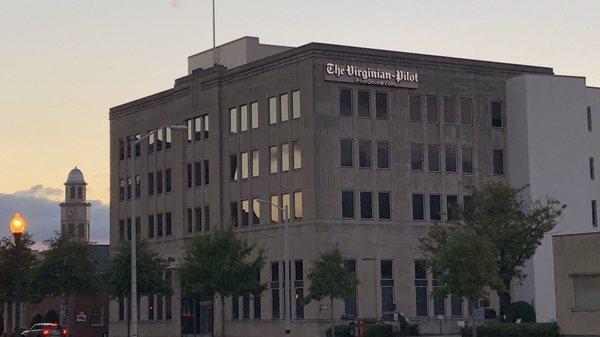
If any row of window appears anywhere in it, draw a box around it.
[185,206,211,233]
[412,194,466,221]
[339,89,504,127]
[340,139,389,169]
[118,169,173,201]
[186,114,210,142]
[230,143,302,180]
[266,260,304,320]
[341,191,390,219]
[230,192,303,227]
[118,271,173,321]
[118,126,178,160]
[117,213,174,240]
[186,160,210,188]
[410,144,475,174]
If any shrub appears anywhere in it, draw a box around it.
[326,324,352,337]
[460,323,559,337]
[363,324,394,337]
[396,315,419,336]
[44,309,59,323]
[505,301,536,323]
[29,313,44,327]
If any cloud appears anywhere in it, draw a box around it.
[169,0,178,7]
[0,186,109,249]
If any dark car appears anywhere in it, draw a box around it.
[21,323,68,337]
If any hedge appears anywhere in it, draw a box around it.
[460,323,559,337]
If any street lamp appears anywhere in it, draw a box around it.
[128,124,187,337]
[255,199,290,335]
[9,213,27,335]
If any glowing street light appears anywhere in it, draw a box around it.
[8,212,28,335]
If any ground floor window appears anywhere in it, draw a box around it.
[90,307,103,326]
[181,298,213,335]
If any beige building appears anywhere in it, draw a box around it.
[109,37,560,337]
[553,232,600,337]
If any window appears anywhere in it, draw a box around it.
[118,299,125,321]
[491,102,502,127]
[572,275,600,310]
[451,295,463,316]
[360,191,373,219]
[90,308,104,326]
[165,213,172,236]
[204,159,210,185]
[165,127,172,149]
[241,152,249,179]
[342,191,355,218]
[187,208,193,233]
[165,271,172,319]
[493,149,504,175]
[252,199,261,224]
[293,141,301,170]
[340,139,353,167]
[282,194,291,221]
[294,260,304,319]
[156,170,163,194]
[165,169,171,193]
[412,194,424,220]
[292,90,301,119]
[344,260,357,317]
[186,119,193,142]
[411,144,423,171]
[430,195,441,221]
[381,260,394,313]
[464,195,474,218]
[409,95,421,122]
[444,97,455,124]
[134,134,141,156]
[156,213,163,237]
[281,143,290,172]
[428,145,440,172]
[119,179,125,201]
[359,140,371,168]
[376,92,388,119]
[590,157,595,180]
[194,116,203,141]
[202,115,209,139]
[230,155,239,181]
[135,176,140,198]
[358,90,370,117]
[230,202,239,227]
[460,98,472,125]
[126,177,132,200]
[242,295,250,319]
[241,200,250,226]
[195,207,202,231]
[232,297,239,320]
[187,163,192,188]
[270,146,278,173]
[433,273,445,316]
[294,192,303,220]
[271,262,280,319]
[240,105,248,132]
[340,89,352,117]
[148,132,155,153]
[148,215,154,238]
[156,129,163,152]
[427,96,439,123]
[251,102,259,129]
[230,107,238,133]
[587,107,592,132]
[377,141,389,169]
[462,147,474,173]
[445,146,457,172]
[280,93,289,122]
[148,295,155,320]
[77,186,82,199]
[447,195,458,221]
[195,161,202,186]
[415,261,428,316]
[270,195,279,223]
[119,138,125,160]
[269,97,277,125]
[204,206,210,231]
[253,273,262,319]
[252,150,260,177]
[592,200,598,227]
[378,192,390,219]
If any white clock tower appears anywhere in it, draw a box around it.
[60,167,91,242]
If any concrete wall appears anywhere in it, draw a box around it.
[507,75,600,322]
[553,232,600,337]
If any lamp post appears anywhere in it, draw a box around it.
[127,124,187,337]
[256,199,290,335]
[9,213,27,335]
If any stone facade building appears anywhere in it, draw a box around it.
[109,37,598,337]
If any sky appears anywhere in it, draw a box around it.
[1,0,599,244]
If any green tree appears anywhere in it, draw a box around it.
[304,247,358,337]
[421,182,565,316]
[180,229,266,337]
[107,239,171,336]
[0,233,41,304]
[34,233,101,328]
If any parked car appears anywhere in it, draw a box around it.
[21,323,68,337]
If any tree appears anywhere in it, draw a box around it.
[180,229,266,337]
[0,233,41,304]
[107,239,171,337]
[34,233,102,328]
[421,182,565,316]
[304,247,358,337]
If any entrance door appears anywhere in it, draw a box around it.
[181,297,213,337]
